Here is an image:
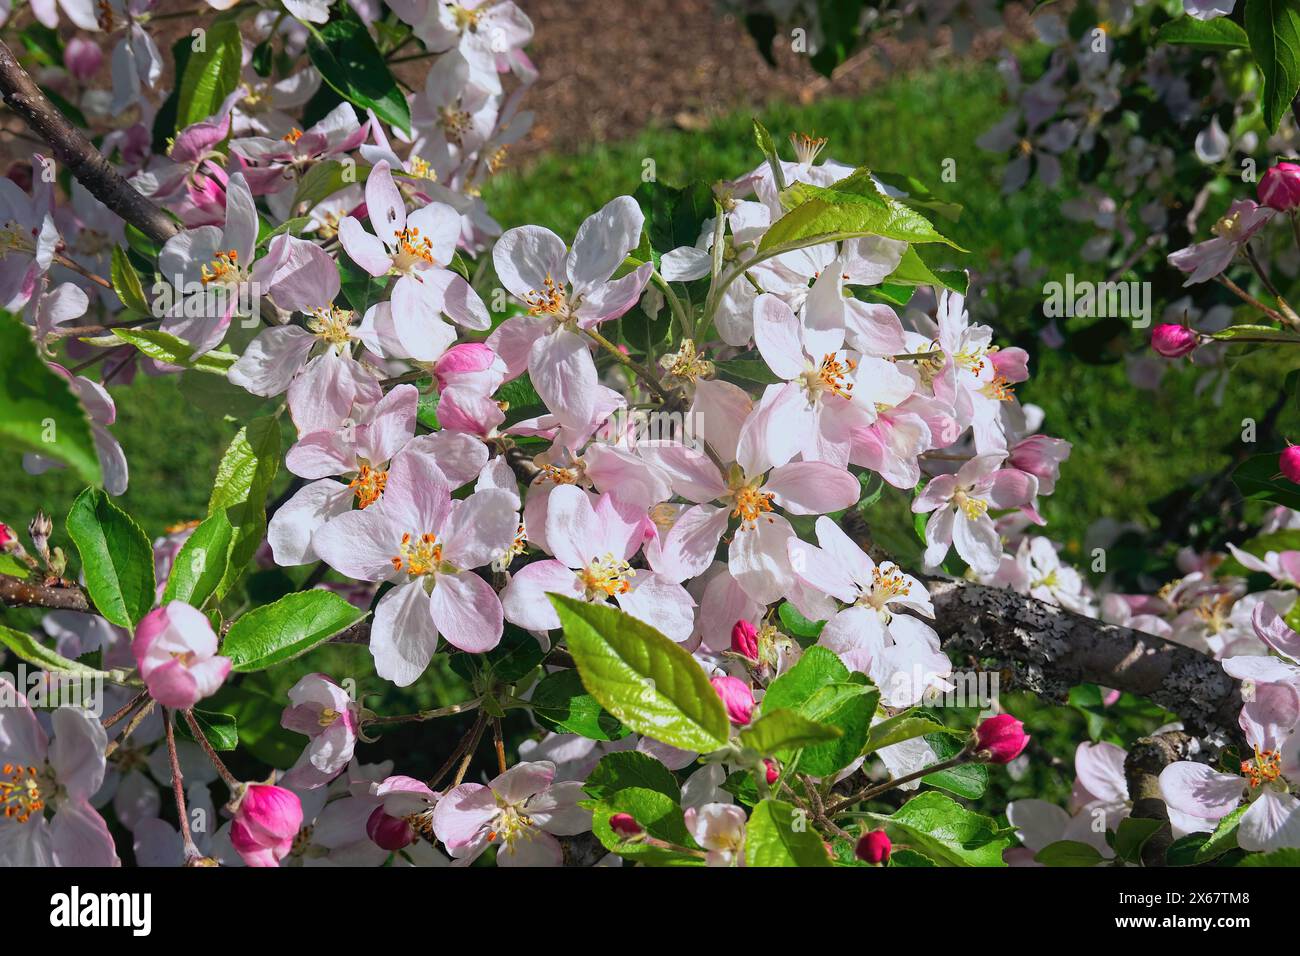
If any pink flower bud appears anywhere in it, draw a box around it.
[0,522,12,549]
[366,806,416,851]
[711,675,755,726]
[855,830,891,864]
[63,37,104,83]
[973,714,1030,764]
[731,619,759,660]
[609,812,643,837]
[1259,162,1300,212]
[1282,446,1300,484]
[763,758,779,785]
[1151,324,1197,359]
[230,784,303,867]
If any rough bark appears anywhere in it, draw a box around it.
[0,39,180,244]
[924,576,1244,748]
[1123,731,1194,867]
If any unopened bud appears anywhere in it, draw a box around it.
[710,675,755,726]
[855,830,891,864]
[1259,161,1300,212]
[1151,323,1197,359]
[973,714,1030,764]
[731,619,759,660]
[609,812,643,837]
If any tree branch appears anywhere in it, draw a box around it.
[0,39,180,244]
[0,572,91,612]
[1124,730,1193,867]
[923,576,1244,747]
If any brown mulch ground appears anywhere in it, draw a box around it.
[509,0,1031,161]
[0,1,1032,169]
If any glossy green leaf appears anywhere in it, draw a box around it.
[745,798,833,867]
[66,488,155,629]
[549,595,730,753]
[221,589,365,672]
[0,314,101,486]
[160,509,234,608]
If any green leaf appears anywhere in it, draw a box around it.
[1232,451,1300,512]
[207,416,280,599]
[1209,323,1300,343]
[176,20,242,128]
[760,647,878,773]
[761,645,850,712]
[0,313,101,486]
[1157,15,1250,49]
[1034,839,1105,867]
[66,488,155,629]
[0,624,120,678]
[1245,0,1300,133]
[745,798,833,867]
[634,178,715,263]
[308,3,410,134]
[549,595,730,753]
[739,708,842,754]
[789,680,878,776]
[760,168,966,253]
[752,118,786,192]
[583,751,680,802]
[176,707,238,751]
[862,710,951,756]
[1195,804,1248,863]
[777,600,825,639]
[110,245,151,315]
[884,246,968,294]
[531,668,629,740]
[221,589,365,672]
[871,169,963,221]
[872,791,1013,867]
[111,328,236,374]
[1114,816,1164,863]
[922,726,988,799]
[292,159,368,213]
[589,788,702,865]
[160,509,233,608]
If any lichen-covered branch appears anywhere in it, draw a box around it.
[923,576,1243,747]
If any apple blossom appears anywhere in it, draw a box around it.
[132,602,232,710]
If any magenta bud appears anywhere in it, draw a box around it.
[1151,323,1198,359]
[710,675,755,726]
[763,758,779,785]
[731,619,759,660]
[63,37,104,83]
[0,522,12,549]
[1259,162,1300,212]
[973,714,1030,764]
[855,830,891,864]
[609,812,643,837]
[366,806,416,851]
[1281,446,1300,484]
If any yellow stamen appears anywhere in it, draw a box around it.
[348,463,388,509]
[0,763,44,825]
[391,532,443,577]
[579,554,634,598]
